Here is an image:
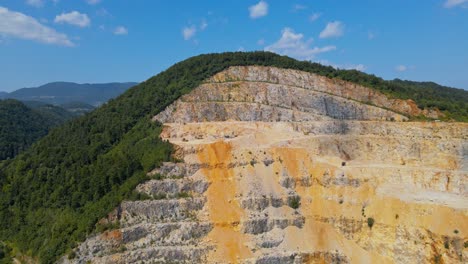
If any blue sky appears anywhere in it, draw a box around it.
[0,0,467,92]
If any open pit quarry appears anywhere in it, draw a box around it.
[65,66,467,263]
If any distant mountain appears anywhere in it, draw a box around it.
[3,82,137,106]
[0,99,74,160]
[0,92,7,98]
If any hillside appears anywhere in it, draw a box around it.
[23,101,76,125]
[388,79,467,120]
[0,52,467,263]
[0,100,74,161]
[3,82,137,106]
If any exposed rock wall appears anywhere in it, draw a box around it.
[65,67,466,264]
[206,66,441,119]
[154,66,413,123]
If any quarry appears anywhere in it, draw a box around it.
[65,66,467,264]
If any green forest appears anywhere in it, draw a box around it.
[0,52,467,263]
[0,100,74,161]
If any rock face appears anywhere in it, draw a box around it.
[66,66,467,264]
[155,66,412,123]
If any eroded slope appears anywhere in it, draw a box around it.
[66,66,467,264]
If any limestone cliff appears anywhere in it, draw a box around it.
[65,66,467,264]
[155,66,412,123]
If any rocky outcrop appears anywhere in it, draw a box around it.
[206,66,441,119]
[154,66,414,123]
[65,66,466,264]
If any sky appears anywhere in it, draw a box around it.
[0,0,467,92]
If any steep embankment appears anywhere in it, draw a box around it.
[67,66,467,264]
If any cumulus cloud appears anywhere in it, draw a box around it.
[27,0,61,6]
[319,21,345,39]
[182,25,196,40]
[318,60,366,71]
[113,26,128,35]
[96,8,111,17]
[86,0,101,5]
[349,64,366,71]
[292,4,307,11]
[309,13,321,22]
[55,11,90,28]
[444,0,468,8]
[265,27,336,60]
[395,65,407,72]
[182,20,208,41]
[249,1,268,19]
[395,65,408,72]
[200,20,208,30]
[0,6,73,46]
[26,0,44,7]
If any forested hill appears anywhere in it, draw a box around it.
[0,99,74,161]
[0,52,467,263]
[389,79,467,118]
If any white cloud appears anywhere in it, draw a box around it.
[309,13,321,22]
[395,65,407,72]
[96,8,111,17]
[26,0,61,7]
[444,0,468,8]
[55,11,90,28]
[26,0,44,7]
[292,4,307,11]
[249,1,268,19]
[320,21,345,39]
[238,46,245,52]
[318,60,366,71]
[200,20,208,30]
[257,38,265,45]
[265,27,336,60]
[349,64,366,71]
[182,20,208,41]
[182,25,196,40]
[86,0,101,5]
[0,7,73,46]
[113,26,128,35]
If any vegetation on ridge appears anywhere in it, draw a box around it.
[0,51,467,263]
[0,99,74,161]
